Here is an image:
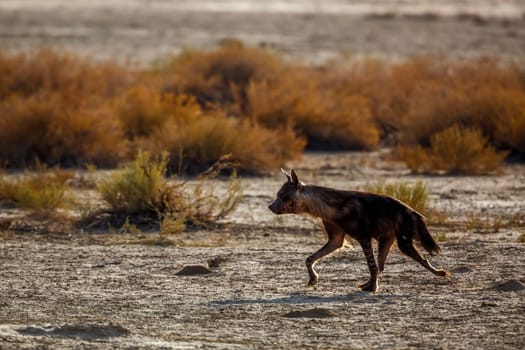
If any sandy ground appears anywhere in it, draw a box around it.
[0,152,524,349]
[1,0,525,64]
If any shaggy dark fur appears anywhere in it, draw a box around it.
[268,169,450,292]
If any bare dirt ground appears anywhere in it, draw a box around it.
[1,1,524,348]
[1,0,525,64]
[1,152,524,349]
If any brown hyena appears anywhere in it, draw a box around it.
[268,169,450,292]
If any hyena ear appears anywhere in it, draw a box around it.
[281,168,292,182]
[290,169,299,185]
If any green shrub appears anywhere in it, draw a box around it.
[0,167,72,212]
[98,151,168,214]
[92,151,243,232]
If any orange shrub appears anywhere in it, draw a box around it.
[146,112,304,175]
[246,67,380,150]
[0,49,129,99]
[324,57,451,138]
[0,93,126,167]
[496,111,525,154]
[155,40,284,114]
[158,46,382,151]
[397,125,507,174]
[116,85,202,140]
[398,63,525,148]
[329,56,525,157]
[1,47,524,174]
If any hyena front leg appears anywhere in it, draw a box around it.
[305,221,345,287]
[358,238,379,292]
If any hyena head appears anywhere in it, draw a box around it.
[268,168,304,215]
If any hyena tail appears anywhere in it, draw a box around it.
[414,214,441,255]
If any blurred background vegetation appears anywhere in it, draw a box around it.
[0,43,523,175]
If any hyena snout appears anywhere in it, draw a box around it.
[268,198,283,214]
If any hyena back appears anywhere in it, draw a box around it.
[268,168,450,292]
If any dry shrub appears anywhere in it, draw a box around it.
[324,57,449,139]
[397,125,507,174]
[0,49,129,99]
[116,86,202,140]
[0,93,126,167]
[157,40,284,113]
[489,89,525,154]
[246,67,380,150]
[92,151,243,232]
[159,158,243,229]
[157,44,379,151]
[114,84,304,174]
[149,112,304,175]
[394,59,525,151]
[399,81,525,149]
[329,56,525,158]
[0,49,130,168]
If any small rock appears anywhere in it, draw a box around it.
[493,279,525,292]
[283,308,336,319]
[175,264,213,276]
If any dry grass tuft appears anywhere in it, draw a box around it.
[365,180,428,215]
[0,166,73,212]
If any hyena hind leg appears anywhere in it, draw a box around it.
[358,239,379,292]
[377,236,396,274]
[397,241,450,277]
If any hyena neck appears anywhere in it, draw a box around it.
[298,185,337,220]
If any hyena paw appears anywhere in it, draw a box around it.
[437,269,451,277]
[358,279,378,292]
[307,276,319,287]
